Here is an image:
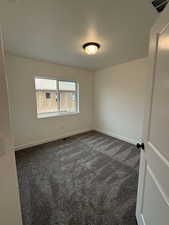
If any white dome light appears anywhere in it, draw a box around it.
[83,42,100,55]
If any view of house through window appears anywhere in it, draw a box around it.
[35,78,78,117]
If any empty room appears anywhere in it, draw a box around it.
[0,1,169,225]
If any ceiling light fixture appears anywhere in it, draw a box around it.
[83,42,100,55]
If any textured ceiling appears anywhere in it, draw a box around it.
[0,0,157,70]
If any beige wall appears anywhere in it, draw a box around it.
[6,55,93,150]
[0,34,22,225]
[94,58,148,144]
[0,152,22,225]
[6,54,149,149]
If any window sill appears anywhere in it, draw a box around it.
[37,112,80,119]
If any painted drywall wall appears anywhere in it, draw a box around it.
[6,54,93,150]
[6,54,148,149]
[0,36,22,224]
[94,58,149,144]
[0,152,22,225]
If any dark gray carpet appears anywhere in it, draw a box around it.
[16,131,140,225]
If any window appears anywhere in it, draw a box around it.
[35,78,79,118]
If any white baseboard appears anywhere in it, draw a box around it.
[94,127,138,145]
[15,127,139,151]
[15,128,92,151]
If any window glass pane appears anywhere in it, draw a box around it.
[59,81,76,91]
[36,91,58,114]
[60,92,76,112]
[35,78,56,90]
[35,78,78,117]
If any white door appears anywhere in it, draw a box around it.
[0,27,22,225]
[136,5,169,225]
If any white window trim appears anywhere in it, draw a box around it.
[35,77,80,119]
[37,111,80,119]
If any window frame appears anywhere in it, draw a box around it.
[35,76,80,119]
